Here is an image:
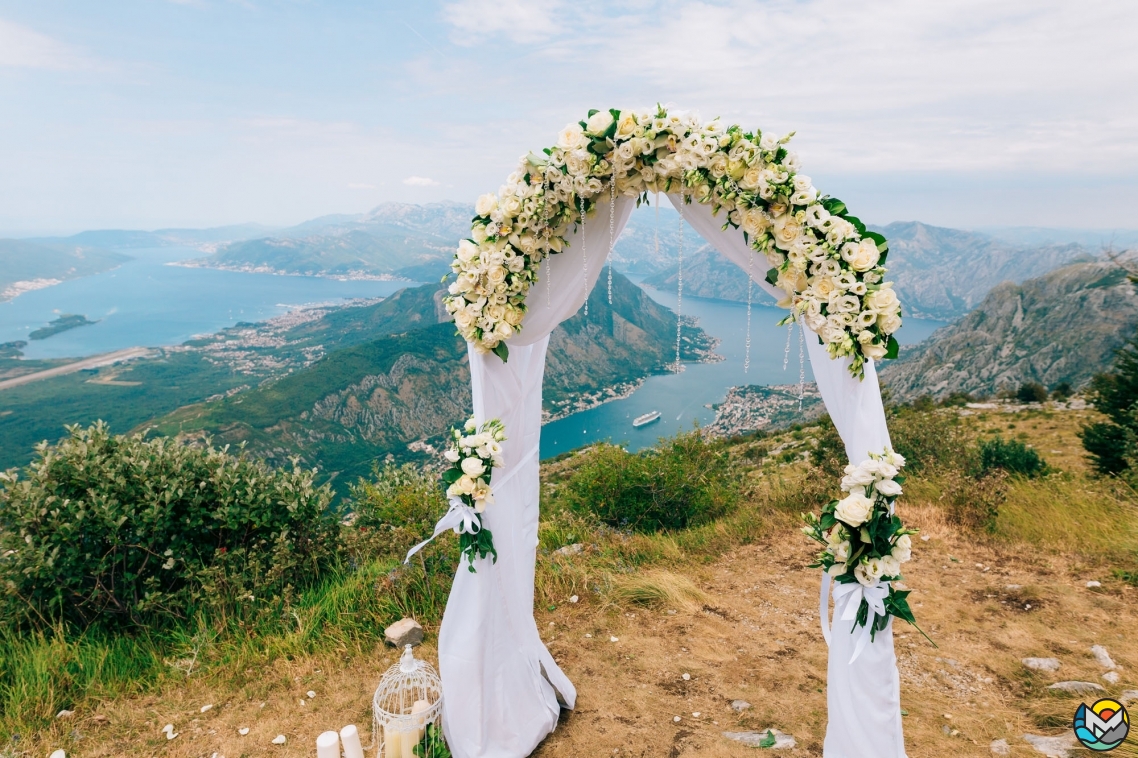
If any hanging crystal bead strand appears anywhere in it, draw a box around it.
[782,319,793,371]
[579,194,588,317]
[798,318,806,411]
[675,195,684,373]
[607,176,616,304]
[744,248,754,374]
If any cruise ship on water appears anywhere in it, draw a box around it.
[632,410,661,428]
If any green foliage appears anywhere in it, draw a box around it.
[0,422,341,632]
[1082,327,1138,475]
[887,406,975,475]
[415,723,453,758]
[556,431,740,532]
[1050,382,1073,400]
[940,469,1008,533]
[978,436,1048,478]
[810,415,847,480]
[1016,382,1049,404]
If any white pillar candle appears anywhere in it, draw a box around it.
[411,699,431,741]
[316,730,340,758]
[340,724,365,758]
[383,724,403,758]
[400,724,417,758]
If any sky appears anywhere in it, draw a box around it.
[1,0,1136,236]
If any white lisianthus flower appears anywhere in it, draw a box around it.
[842,238,880,272]
[855,312,877,334]
[586,110,614,136]
[454,475,476,495]
[876,461,899,479]
[884,449,906,468]
[875,478,903,497]
[842,464,876,489]
[862,341,888,360]
[891,534,912,562]
[827,562,847,578]
[759,133,779,152]
[835,491,874,527]
[878,312,902,334]
[444,449,461,463]
[832,540,851,564]
[476,193,498,216]
[880,554,902,578]
[855,557,885,587]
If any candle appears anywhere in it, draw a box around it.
[411,699,431,741]
[340,724,365,758]
[316,730,340,758]
[383,724,403,758]
[400,723,417,758]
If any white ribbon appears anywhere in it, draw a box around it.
[404,496,481,564]
[819,571,890,664]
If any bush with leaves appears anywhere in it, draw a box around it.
[939,469,1008,533]
[1016,382,1049,404]
[557,431,740,532]
[1082,327,1138,475]
[977,436,1048,478]
[0,423,340,632]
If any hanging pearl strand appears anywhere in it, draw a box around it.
[745,248,754,374]
[798,317,806,410]
[675,193,685,374]
[607,175,616,305]
[579,194,588,318]
[783,318,793,371]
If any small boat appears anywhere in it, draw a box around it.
[632,410,661,428]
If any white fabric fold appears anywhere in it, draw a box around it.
[404,496,481,565]
[833,580,890,664]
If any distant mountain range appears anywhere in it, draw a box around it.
[643,221,1095,320]
[880,258,1138,401]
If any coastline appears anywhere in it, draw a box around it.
[0,278,64,303]
[169,260,415,283]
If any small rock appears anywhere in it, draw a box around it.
[990,738,1010,755]
[920,535,930,541]
[723,729,797,749]
[272,734,287,745]
[299,699,305,706]
[692,712,701,718]
[1023,732,1078,758]
[238,727,250,735]
[730,700,752,713]
[1005,584,1022,590]
[56,709,75,719]
[1086,581,1102,588]
[569,595,579,604]
[1091,645,1117,669]
[92,714,108,724]
[554,543,583,556]
[1048,681,1106,695]
[200,704,213,713]
[943,713,953,720]
[1120,689,1138,704]
[49,751,66,758]
[1103,671,1121,684]
[384,617,424,648]
[584,633,592,638]
[307,690,316,698]
[166,731,179,741]
[1023,657,1061,672]
[610,636,619,642]
[673,716,681,723]
[682,673,691,681]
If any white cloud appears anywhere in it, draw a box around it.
[403,176,440,187]
[443,0,561,45]
[0,18,94,70]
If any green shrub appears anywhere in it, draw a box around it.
[556,431,740,532]
[0,423,340,632]
[1016,382,1049,404]
[940,469,1008,533]
[978,436,1048,477]
[1082,327,1138,475]
[887,406,975,475]
[1050,382,1073,400]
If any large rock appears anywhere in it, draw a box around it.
[723,730,796,749]
[1023,733,1078,758]
[1091,645,1117,669]
[1022,657,1060,672]
[990,738,1010,755]
[730,700,752,713]
[385,617,424,648]
[1121,689,1138,705]
[1047,681,1105,695]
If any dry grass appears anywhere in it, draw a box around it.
[16,404,1138,758]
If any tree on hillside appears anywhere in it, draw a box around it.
[1081,327,1138,475]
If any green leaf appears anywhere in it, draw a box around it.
[821,197,847,216]
[884,335,900,361]
[587,108,599,117]
[492,342,509,362]
[765,267,780,286]
[759,730,777,749]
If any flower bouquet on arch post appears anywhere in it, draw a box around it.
[404,417,506,573]
[802,448,935,660]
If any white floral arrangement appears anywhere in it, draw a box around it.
[802,449,933,648]
[442,417,505,571]
[405,417,506,573]
[444,105,902,378]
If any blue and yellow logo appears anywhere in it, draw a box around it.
[1074,699,1130,751]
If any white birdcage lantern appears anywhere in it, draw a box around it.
[372,644,444,758]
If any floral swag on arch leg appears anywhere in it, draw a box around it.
[803,449,935,662]
[443,105,904,379]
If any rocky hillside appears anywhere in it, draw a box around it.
[880,260,1138,401]
[154,271,713,491]
[642,222,1091,319]
[0,240,129,301]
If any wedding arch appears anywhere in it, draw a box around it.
[432,106,908,758]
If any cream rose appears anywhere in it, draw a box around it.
[615,112,638,139]
[841,238,880,272]
[875,478,902,497]
[878,312,902,334]
[835,491,874,526]
[557,122,586,149]
[586,110,614,136]
[865,285,900,312]
[475,193,498,217]
[862,341,888,360]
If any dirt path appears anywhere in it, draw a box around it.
[59,502,1136,758]
[0,347,152,391]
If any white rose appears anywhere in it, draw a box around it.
[835,491,874,527]
[841,465,876,490]
[460,457,486,478]
[875,461,899,479]
[760,133,778,151]
[865,285,899,312]
[878,312,902,334]
[444,449,460,463]
[615,112,638,139]
[586,110,614,136]
[557,122,586,149]
[772,214,802,250]
[862,342,888,360]
[875,478,902,497]
[475,193,498,216]
[454,475,476,495]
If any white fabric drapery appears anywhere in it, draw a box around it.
[437,194,905,758]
